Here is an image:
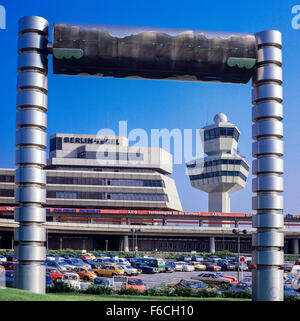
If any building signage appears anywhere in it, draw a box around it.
[63,136,119,145]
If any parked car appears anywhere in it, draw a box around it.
[229,281,252,292]
[191,255,204,262]
[216,273,238,285]
[191,272,233,286]
[207,255,221,263]
[291,265,300,275]
[235,262,248,271]
[294,259,300,266]
[64,258,91,269]
[217,259,236,271]
[122,277,146,292]
[292,275,300,292]
[46,260,68,272]
[280,263,293,272]
[0,255,7,263]
[136,258,166,272]
[2,261,18,271]
[203,262,221,271]
[131,262,159,274]
[61,272,81,290]
[93,264,125,277]
[247,262,257,270]
[46,267,63,283]
[79,252,96,260]
[81,259,101,269]
[172,262,184,271]
[176,255,191,262]
[165,262,175,272]
[173,279,206,290]
[46,272,53,287]
[118,264,139,276]
[46,254,56,261]
[4,270,14,287]
[93,277,113,288]
[117,258,130,265]
[183,263,195,272]
[71,266,96,281]
[192,263,207,271]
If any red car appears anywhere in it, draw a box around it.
[122,277,146,292]
[206,264,221,272]
[77,255,90,260]
[247,262,257,270]
[46,267,63,282]
[2,261,18,271]
[217,273,238,285]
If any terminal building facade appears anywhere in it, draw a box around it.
[0,133,182,213]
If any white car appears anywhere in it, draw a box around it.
[119,265,139,276]
[183,264,195,272]
[117,258,130,265]
[0,255,7,263]
[173,262,184,271]
[61,272,81,290]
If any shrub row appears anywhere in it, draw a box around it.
[46,282,248,299]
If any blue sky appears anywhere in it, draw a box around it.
[0,0,299,214]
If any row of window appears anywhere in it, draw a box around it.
[106,193,167,201]
[52,166,155,173]
[47,176,163,187]
[187,159,249,171]
[0,175,14,183]
[189,170,247,181]
[78,151,144,161]
[0,175,163,188]
[204,127,240,141]
[47,191,167,202]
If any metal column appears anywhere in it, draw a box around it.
[14,16,49,294]
[252,30,284,301]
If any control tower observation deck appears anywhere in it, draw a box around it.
[186,113,249,213]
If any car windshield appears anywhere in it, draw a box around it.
[94,279,109,285]
[125,265,132,269]
[64,274,77,280]
[128,278,143,285]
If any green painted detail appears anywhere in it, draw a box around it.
[227,57,256,69]
[53,48,84,59]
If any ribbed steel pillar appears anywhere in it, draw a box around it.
[251,30,284,301]
[14,16,49,294]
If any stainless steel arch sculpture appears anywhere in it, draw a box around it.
[14,17,284,301]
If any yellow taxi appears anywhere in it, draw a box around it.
[93,264,125,277]
[192,262,207,271]
[85,253,96,260]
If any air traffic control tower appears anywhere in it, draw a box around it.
[186,113,249,213]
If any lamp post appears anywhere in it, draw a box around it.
[232,228,247,282]
[131,228,141,257]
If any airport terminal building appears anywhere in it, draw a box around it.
[0,133,182,214]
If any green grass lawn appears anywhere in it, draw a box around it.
[0,287,250,301]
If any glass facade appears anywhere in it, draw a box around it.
[189,171,247,181]
[0,189,14,197]
[46,190,167,201]
[78,151,144,161]
[0,175,15,183]
[47,176,163,187]
[187,159,249,171]
[203,127,240,141]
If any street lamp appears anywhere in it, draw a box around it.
[232,228,247,282]
[131,228,142,257]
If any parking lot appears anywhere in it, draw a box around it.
[1,252,300,296]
